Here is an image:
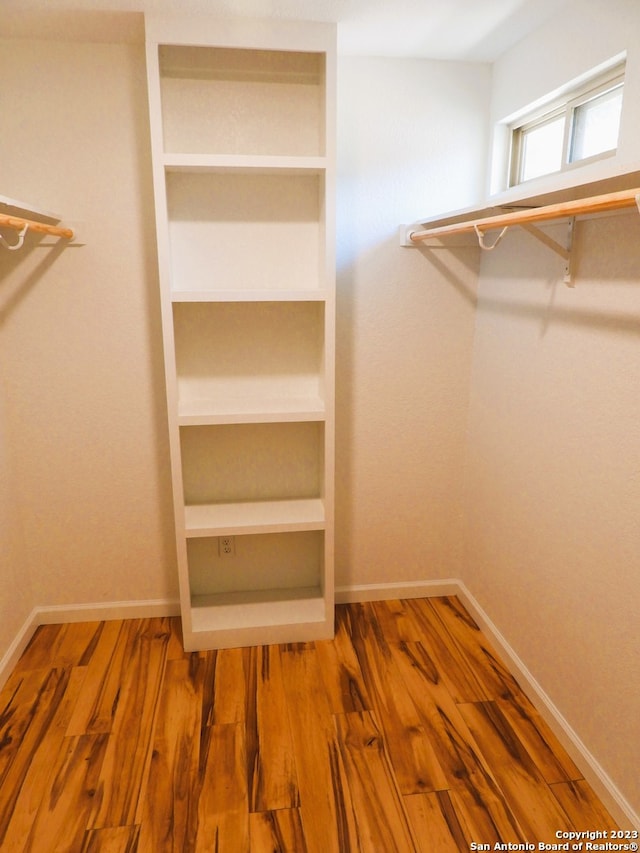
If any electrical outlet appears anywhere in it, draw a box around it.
[218,536,235,557]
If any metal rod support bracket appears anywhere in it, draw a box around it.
[521,219,575,286]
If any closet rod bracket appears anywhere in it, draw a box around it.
[474,224,509,251]
[520,219,575,286]
[0,223,28,251]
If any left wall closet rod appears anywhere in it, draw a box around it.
[0,212,74,241]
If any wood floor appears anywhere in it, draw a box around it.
[0,596,619,852]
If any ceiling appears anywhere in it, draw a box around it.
[1,0,573,61]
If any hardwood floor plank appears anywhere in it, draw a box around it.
[13,622,105,673]
[243,644,299,812]
[3,732,109,852]
[315,604,371,714]
[404,597,492,702]
[385,636,527,840]
[249,808,308,852]
[0,599,620,849]
[408,599,584,798]
[138,656,203,852]
[166,616,187,661]
[11,624,64,672]
[426,597,521,701]
[550,779,620,829]
[333,710,419,851]
[194,650,218,730]
[428,723,528,846]
[81,825,141,852]
[66,620,138,736]
[0,664,90,845]
[280,643,347,853]
[404,790,471,853]
[87,619,170,830]
[458,700,575,839]
[495,693,582,784]
[0,666,58,784]
[371,616,531,843]
[348,601,452,794]
[206,647,246,726]
[195,722,249,853]
[0,666,76,847]
[371,599,423,643]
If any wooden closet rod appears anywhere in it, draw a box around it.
[408,186,640,243]
[0,212,74,240]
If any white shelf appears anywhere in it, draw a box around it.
[178,395,325,425]
[190,586,326,634]
[166,169,324,294]
[0,194,61,222]
[187,588,328,649]
[171,289,328,303]
[173,301,325,410]
[181,421,324,510]
[163,153,327,174]
[184,498,325,537]
[158,44,325,158]
[413,168,640,231]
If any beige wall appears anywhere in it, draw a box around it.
[463,0,640,819]
[335,56,487,588]
[0,39,176,612]
[465,215,640,818]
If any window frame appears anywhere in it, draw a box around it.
[509,63,625,188]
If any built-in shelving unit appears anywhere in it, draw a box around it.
[145,15,336,650]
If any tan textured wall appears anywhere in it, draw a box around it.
[464,215,640,816]
[466,0,640,819]
[0,38,176,608]
[335,56,488,587]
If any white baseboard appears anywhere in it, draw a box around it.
[0,598,180,692]
[0,608,41,692]
[335,578,461,603]
[34,598,181,625]
[1,583,637,828]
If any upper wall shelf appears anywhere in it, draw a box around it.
[405,187,640,245]
[0,194,74,250]
[401,174,640,285]
[162,153,327,174]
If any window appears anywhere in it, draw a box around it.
[509,63,624,187]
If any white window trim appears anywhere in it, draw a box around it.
[503,58,626,189]
[566,74,624,164]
